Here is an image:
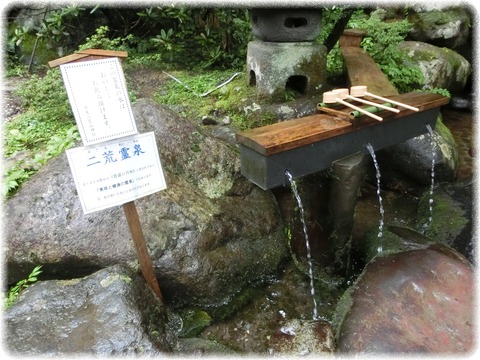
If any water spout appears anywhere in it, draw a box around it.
[365,143,384,253]
[285,170,319,320]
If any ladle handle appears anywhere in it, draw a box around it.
[366,92,420,112]
[346,95,400,113]
[336,98,383,121]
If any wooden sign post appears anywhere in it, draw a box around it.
[49,49,164,300]
[123,201,163,299]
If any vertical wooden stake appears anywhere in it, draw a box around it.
[123,201,163,300]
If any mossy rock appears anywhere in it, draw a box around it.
[408,7,471,49]
[178,309,213,338]
[363,225,433,264]
[399,41,471,92]
[415,178,472,261]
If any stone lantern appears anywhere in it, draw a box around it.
[247,8,327,101]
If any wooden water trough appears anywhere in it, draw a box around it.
[236,92,449,190]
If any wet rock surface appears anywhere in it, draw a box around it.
[268,319,335,355]
[5,99,288,308]
[335,245,474,354]
[417,177,474,263]
[5,265,171,356]
[197,264,344,354]
[449,94,473,112]
[442,108,474,181]
[377,116,459,186]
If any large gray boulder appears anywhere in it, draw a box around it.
[5,265,171,356]
[399,41,471,93]
[407,6,471,49]
[5,99,288,308]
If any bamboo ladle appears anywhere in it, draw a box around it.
[333,88,400,113]
[323,90,383,121]
[350,85,420,112]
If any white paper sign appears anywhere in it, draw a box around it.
[60,57,137,145]
[66,132,166,214]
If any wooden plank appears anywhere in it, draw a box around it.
[236,92,449,156]
[341,46,399,96]
[237,114,352,156]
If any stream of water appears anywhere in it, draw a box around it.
[285,170,319,321]
[366,143,384,253]
[424,124,436,232]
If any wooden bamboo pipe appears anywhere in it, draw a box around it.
[333,88,400,113]
[323,90,383,121]
[350,85,420,112]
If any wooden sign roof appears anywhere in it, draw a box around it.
[48,49,128,68]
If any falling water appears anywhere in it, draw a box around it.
[285,170,319,321]
[425,124,436,231]
[366,143,384,253]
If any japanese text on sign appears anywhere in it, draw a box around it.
[60,57,137,145]
[66,132,166,214]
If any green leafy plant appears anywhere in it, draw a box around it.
[347,9,424,92]
[4,265,43,310]
[3,68,79,197]
[3,166,33,197]
[284,88,296,101]
[33,125,81,166]
[7,26,29,51]
[150,27,184,62]
[78,25,136,52]
[427,87,451,98]
[14,69,71,122]
[7,7,252,70]
[3,118,80,198]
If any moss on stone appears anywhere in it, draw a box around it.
[16,31,59,65]
[206,286,260,322]
[198,173,234,199]
[100,274,132,288]
[364,228,402,262]
[331,284,354,338]
[416,190,468,244]
[56,278,82,286]
[434,115,459,173]
[417,8,470,29]
[178,308,213,337]
[363,225,434,264]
